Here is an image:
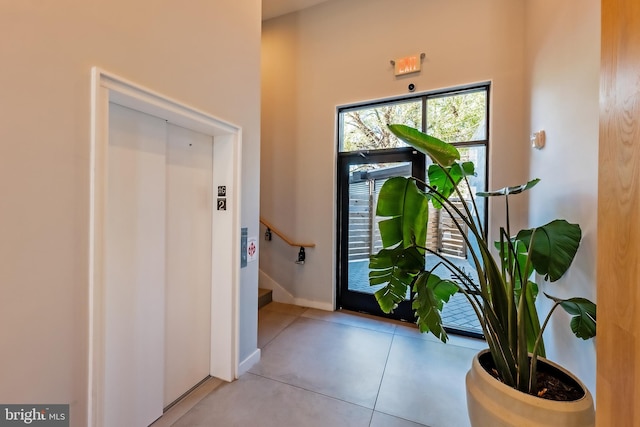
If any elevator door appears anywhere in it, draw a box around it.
[164,123,212,408]
[105,104,212,426]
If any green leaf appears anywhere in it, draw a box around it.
[545,294,597,339]
[477,178,540,197]
[369,246,424,277]
[369,246,424,313]
[412,272,459,342]
[374,279,408,313]
[376,177,429,249]
[388,124,460,167]
[517,220,581,282]
[521,281,545,357]
[496,238,533,288]
[427,162,475,209]
[378,217,403,249]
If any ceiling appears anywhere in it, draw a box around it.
[262,0,332,20]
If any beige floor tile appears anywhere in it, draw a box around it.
[394,323,487,351]
[370,411,430,427]
[258,308,298,348]
[302,308,399,334]
[172,302,486,426]
[262,301,309,316]
[445,334,487,351]
[375,335,476,427]
[250,317,393,408]
[394,323,444,343]
[173,373,373,427]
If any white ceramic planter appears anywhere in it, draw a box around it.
[466,349,594,427]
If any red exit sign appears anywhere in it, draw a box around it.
[394,54,421,76]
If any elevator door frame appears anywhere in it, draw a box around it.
[88,67,242,426]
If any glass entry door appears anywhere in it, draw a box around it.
[337,148,425,321]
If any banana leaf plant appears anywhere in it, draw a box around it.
[369,124,596,395]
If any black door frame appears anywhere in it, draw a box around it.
[336,147,425,321]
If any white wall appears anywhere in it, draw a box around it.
[524,0,600,396]
[0,2,261,424]
[261,0,528,306]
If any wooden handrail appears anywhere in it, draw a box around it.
[260,218,316,248]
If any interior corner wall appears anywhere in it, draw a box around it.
[0,2,261,425]
[524,0,600,396]
[261,0,528,306]
[260,14,299,301]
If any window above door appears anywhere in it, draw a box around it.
[338,83,489,153]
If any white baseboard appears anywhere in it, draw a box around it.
[238,348,260,377]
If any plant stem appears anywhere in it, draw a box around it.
[529,300,562,392]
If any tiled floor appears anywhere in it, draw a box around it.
[160,302,487,427]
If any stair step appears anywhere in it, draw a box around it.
[258,288,273,309]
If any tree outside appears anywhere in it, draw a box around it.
[340,90,486,152]
[426,90,487,143]
[341,100,421,151]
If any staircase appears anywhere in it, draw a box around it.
[258,288,272,309]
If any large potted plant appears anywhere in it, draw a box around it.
[369,124,596,427]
